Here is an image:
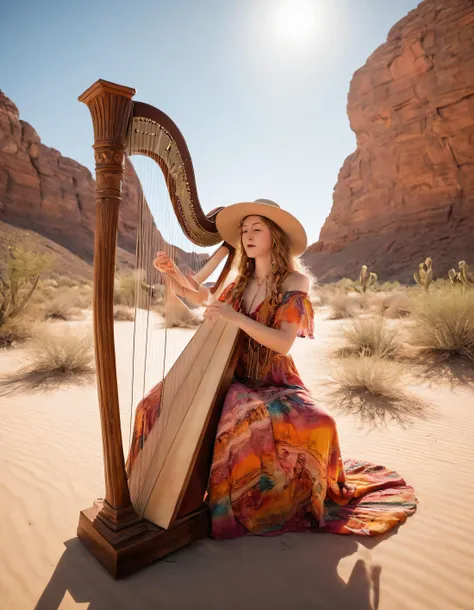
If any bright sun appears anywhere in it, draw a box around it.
[273,0,319,44]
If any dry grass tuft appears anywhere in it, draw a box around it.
[155,296,203,328]
[40,278,59,289]
[407,290,474,362]
[36,287,90,320]
[114,305,135,321]
[0,317,39,348]
[379,294,413,318]
[362,290,414,319]
[316,279,353,306]
[42,299,83,321]
[22,328,95,376]
[339,317,399,358]
[327,357,427,428]
[114,271,138,307]
[376,281,401,292]
[54,275,83,289]
[328,292,363,320]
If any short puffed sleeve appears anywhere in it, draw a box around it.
[273,291,314,338]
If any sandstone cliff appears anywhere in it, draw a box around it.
[304,0,474,282]
[0,91,206,276]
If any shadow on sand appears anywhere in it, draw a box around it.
[418,357,474,389]
[0,369,95,397]
[327,385,431,430]
[34,530,396,610]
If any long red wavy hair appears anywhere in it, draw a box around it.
[223,215,308,320]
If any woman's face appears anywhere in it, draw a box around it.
[241,215,272,259]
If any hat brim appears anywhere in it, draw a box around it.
[215,202,307,256]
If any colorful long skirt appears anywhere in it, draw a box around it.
[208,381,417,539]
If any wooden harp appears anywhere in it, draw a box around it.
[77,80,240,578]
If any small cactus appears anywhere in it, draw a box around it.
[459,261,474,290]
[448,268,463,291]
[355,265,378,294]
[414,257,433,292]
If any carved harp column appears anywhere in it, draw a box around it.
[79,81,137,528]
[76,80,237,579]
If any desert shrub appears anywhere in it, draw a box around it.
[114,271,138,307]
[315,287,333,307]
[114,305,135,321]
[376,281,400,292]
[331,357,401,397]
[407,290,474,362]
[40,278,59,289]
[155,294,202,328]
[376,293,413,319]
[23,329,94,375]
[43,301,83,321]
[0,244,51,325]
[41,288,89,320]
[328,292,363,320]
[55,275,83,289]
[339,317,399,358]
[0,317,38,348]
[77,291,92,309]
[328,357,425,427]
[79,282,93,297]
[336,278,354,292]
[315,279,353,307]
[432,278,450,290]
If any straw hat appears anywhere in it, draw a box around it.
[216,199,307,256]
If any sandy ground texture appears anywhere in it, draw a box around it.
[1,312,474,610]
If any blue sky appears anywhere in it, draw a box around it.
[1,0,420,246]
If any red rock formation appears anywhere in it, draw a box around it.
[304,0,474,282]
[0,91,206,274]
[0,91,98,262]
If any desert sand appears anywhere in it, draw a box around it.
[1,311,474,610]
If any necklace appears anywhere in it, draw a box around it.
[245,274,272,379]
[245,274,268,315]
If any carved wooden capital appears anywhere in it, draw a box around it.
[95,168,123,199]
[79,80,135,148]
[94,149,126,166]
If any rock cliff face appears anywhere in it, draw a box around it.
[304,0,474,282]
[0,91,100,263]
[0,91,205,274]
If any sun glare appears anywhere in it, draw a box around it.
[273,0,318,44]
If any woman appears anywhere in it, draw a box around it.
[128,199,417,539]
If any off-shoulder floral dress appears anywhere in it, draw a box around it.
[127,283,417,539]
[208,283,417,539]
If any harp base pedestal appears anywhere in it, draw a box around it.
[77,502,210,579]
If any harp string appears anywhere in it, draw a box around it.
[125,121,224,503]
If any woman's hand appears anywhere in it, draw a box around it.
[204,301,240,325]
[153,251,178,276]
